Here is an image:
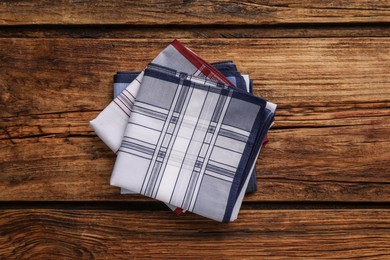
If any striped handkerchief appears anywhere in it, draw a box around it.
[110,64,276,222]
[112,61,259,194]
[90,40,234,157]
[90,40,240,213]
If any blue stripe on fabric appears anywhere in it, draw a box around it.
[222,107,274,223]
[114,72,139,83]
[144,68,181,85]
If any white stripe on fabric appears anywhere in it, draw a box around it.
[188,92,232,211]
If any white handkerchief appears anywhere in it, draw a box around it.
[110,64,276,222]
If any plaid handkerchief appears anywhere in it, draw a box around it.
[90,40,243,214]
[112,61,259,194]
[110,64,276,222]
[90,40,234,156]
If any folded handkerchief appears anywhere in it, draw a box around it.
[91,40,243,214]
[110,64,276,222]
[112,61,259,194]
[90,40,234,156]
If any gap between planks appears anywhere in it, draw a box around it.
[1,201,390,211]
[0,23,390,39]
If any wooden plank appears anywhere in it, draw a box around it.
[1,0,390,26]
[0,37,389,202]
[1,122,389,202]
[0,209,389,258]
[1,38,389,117]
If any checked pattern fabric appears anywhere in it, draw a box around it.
[90,40,276,222]
[110,64,275,222]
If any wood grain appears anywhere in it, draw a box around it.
[1,0,389,258]
[0,209,389,259]
[1,0,390,26]
[1,38,389,117]
[1,120,389,202]
[0,37,389,202]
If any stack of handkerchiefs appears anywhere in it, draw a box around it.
[90,40,276,222]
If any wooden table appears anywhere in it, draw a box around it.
[1,1,390,258]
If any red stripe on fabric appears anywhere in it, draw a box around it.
[121,92,134,104]
[117,96,132,111]
[171,40,236,87]
[124,89,136,99]
[199,67,229,85]
[113,100,130,117]
[263,136,269,145]
[174,207,184,215]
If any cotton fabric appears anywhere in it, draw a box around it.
[112,61,259,194]
[90,40,276,222]
[110,63,275,222]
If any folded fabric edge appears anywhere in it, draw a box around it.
[171,39,236,87]
[222,101,276,223]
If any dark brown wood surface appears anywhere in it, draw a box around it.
[1,209,390,259]
[1,0,390,25]
[0,0,389,258]
[1,38,389,202]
